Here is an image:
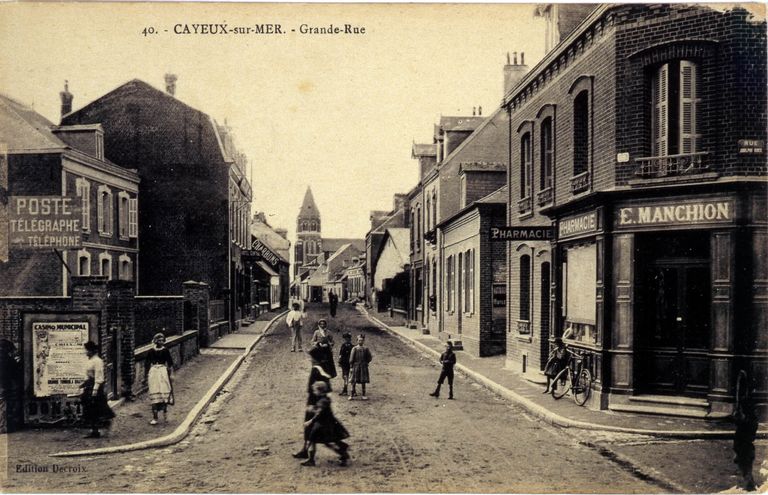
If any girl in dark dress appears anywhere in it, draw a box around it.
[80,341,115,438]
[147,333,174,425]
[299,381,350,467]
[293,345,333,460]
[337,332,353,396]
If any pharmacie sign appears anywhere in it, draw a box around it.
[490,226,554,241]
[616,200,733,228]
[558,211,598,240]
[9,196,82,249]
[32,321,90,397]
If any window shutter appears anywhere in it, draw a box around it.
[97,190,104,234]
[654,63,669,157]
[83,182,90,232]
[680,61,698,154]
[129,198,138,238]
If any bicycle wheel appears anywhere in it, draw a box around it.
[572,368,593,406]
[551,368,571,400]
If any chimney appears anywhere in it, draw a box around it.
[59,81,73,118]
[164,73,178,96]
[503,51,529,97]
[478,106,482,116]
[393,193,408,213]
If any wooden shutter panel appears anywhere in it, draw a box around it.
[97,190,104,234]
[680,61,698,154]
[129,198,138,238]
[654,64,669,157]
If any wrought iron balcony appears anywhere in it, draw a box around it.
[517,196,532,215]
[517,320,531,334]
[634,152,709,178]
[570,171,590,194]
[423,229,437,244]
[537,186,553,206]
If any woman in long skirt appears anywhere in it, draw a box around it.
[147,332,174,425]
[80,341,115,438]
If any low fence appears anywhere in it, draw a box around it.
[134,296,184,346]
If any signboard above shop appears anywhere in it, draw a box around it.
[490,226,554,241]
[9,196,82,250]
[245,238,282,267]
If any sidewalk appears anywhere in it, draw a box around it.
[362,306,764,439]
[209,310,284,349]
[6,352,237,459]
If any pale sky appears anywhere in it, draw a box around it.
[0,2,546,243]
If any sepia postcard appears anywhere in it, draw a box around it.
[0,1,766,493]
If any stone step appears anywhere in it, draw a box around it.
[628,394,709,408]
[608,403,730,420]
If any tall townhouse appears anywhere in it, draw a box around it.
[503,4,766,414]
[365,195,408,311]
[0,91,139,296]
[409,144,436,330]
[61,77,253,330]
[407,183,424,327]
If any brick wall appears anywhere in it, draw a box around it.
[613,4,767,182]
[465,172,506,206]
[135,296,183,346]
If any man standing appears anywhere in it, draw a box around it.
[429,342,456,400]
[286,303,305,352]
[328,291,338,318]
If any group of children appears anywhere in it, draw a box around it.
[290,309,374,467]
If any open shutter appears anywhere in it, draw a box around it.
[97,190,104,234]
[680,61,698,154]
[653,63,669,157]
[129,198,138,238]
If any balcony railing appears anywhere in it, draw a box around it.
[537,186,553,206]
[634,152,709,178]
[570,171,590,194]
[517,320,531,334]
[423,229,436,244]
[517,197,532,215]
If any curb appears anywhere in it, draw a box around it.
[360,307,759,440]
[49,310,288,458]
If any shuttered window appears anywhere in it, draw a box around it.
[97,185,112,236]
[540,117,554,190]
[520,133,532,199]
[76,178,90,232]
[652,60,699,156]
[128,198,138,238]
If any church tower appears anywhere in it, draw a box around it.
[294,186,322,277]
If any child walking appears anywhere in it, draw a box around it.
[429,341,456,399]
[299,382,350,467]
[348,334,372,400]
[294,346,334,460]
[337,333,353,396]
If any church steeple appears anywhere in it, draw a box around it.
[299,186,320,220]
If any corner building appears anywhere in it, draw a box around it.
[503,4,766,414]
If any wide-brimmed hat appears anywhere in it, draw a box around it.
[317,319,328,326]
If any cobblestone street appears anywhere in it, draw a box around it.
[8,304,760,492]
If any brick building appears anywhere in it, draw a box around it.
[503,4,767,413]
[0,91,139,295]
[61,78,253,331]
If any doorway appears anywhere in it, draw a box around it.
[635,232,711,396]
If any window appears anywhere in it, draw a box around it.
[520,133,532,199]
[118,192,130,239]
[99,252,112,280]
[652,60,700,156]
[519,254,531,323]
[564,244,596,324]
[426,196,431,231]
[460,175,467,208]
[97,185,112,236]
[95,133,104,159]
[416,207,421,253]
[573,91,589,176]
[464,249,474,313]
[493,283,506,307]
[410,211,415,253]
[76,178,90,233]
[431,191,437,229]
[77,249,91,276]
[445,255,455,312]
[540,117,553,190]
[119,254,133,281]
[128,197,138,238]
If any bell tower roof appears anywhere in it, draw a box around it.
[298,186,321,219]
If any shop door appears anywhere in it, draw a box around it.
[637,261,710,396]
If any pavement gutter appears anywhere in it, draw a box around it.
[49,310,288,458]
[361,307,765,440]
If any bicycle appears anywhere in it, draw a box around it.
[551,350,593,406]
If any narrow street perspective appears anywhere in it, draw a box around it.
[1,2,766,494]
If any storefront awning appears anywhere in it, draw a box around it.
[256,260,279,277]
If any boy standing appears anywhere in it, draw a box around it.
[429,342,456,399]
[286,303,305,352]
[338,333,353,396]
